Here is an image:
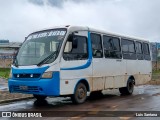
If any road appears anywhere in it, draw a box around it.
[0,85,160,120]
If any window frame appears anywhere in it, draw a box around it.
[91,33,103,58]
[63,34,89,61]
[103,35,122,59]
[143,42,150,55]
[121,38,136,60]
[135,41,143,54]
[135,41,143,60]
[143,42,151,60]
[121,39,136,53]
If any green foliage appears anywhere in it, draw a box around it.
[0,68,10,79]
[152,70,160,75]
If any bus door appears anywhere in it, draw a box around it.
[90,33,105,91]
[60,31,92,94]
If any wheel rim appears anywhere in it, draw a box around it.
[78,87,86,99]
[75,85,87,102]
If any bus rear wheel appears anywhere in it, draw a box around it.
[119,79,134,95]
[71,83,87,104]
[33,94,47,101]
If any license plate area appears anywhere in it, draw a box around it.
[19,86,28,90]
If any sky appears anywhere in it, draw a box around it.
[0,0,160,42]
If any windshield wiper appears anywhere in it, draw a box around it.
[37,51,57,67]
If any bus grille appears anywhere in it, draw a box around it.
[13,74,41,79]
[12,85,40,93]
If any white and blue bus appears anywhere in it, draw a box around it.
[8,26,152,104]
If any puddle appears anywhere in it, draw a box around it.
[0,84,8,91]
[152,93,160,96]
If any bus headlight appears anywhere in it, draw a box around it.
[9,69,12,78]
[41,71,53,78]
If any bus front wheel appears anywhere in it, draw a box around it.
[71,83,87,104]
[119,79,134,95]
[33,94,47,101]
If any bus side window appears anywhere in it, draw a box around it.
[63,35,88,61]
[135,41,143,60]
[143,43,151,60]
[103,35,122,59]
[121,39,136,60]
[91,33,103,58]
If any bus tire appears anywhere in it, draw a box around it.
[119,79,134,95]
[71,83,87,104]
[33,94,47,101]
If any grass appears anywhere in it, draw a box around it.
[152,70,160,75]
[0,68,10,79]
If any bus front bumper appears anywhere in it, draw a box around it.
[8,72,60,96]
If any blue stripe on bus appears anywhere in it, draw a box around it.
[61,31,92,70]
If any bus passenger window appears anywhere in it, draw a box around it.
[63,36,88,61]
[121,39,136,60]
[135,41,143,60]
[91,33,103,58]
[103,36,122,59]
[143,43,151,60]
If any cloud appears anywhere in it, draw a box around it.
[28,0,44,6]
[0,0,160,42]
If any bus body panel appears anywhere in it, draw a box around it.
[8,65,61,96]
[92,58,127,89]
[134,60,152,85]
[60,60,92,95]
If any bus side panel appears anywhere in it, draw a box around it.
[126,60,137,76]
[92,58,127,89]
[60,67,92,95]
[134,60,152,85]
[92,58,105,91]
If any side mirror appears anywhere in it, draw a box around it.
[68,34,78,48]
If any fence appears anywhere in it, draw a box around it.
[0,59,12,68]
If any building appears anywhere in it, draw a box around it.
[0,40,21,68]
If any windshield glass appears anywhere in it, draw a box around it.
[16,29,66,66]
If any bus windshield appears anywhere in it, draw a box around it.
[16,29,67,66]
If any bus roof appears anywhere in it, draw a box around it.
[31,25,149,43]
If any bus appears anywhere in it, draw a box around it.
[8,25,152,104]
